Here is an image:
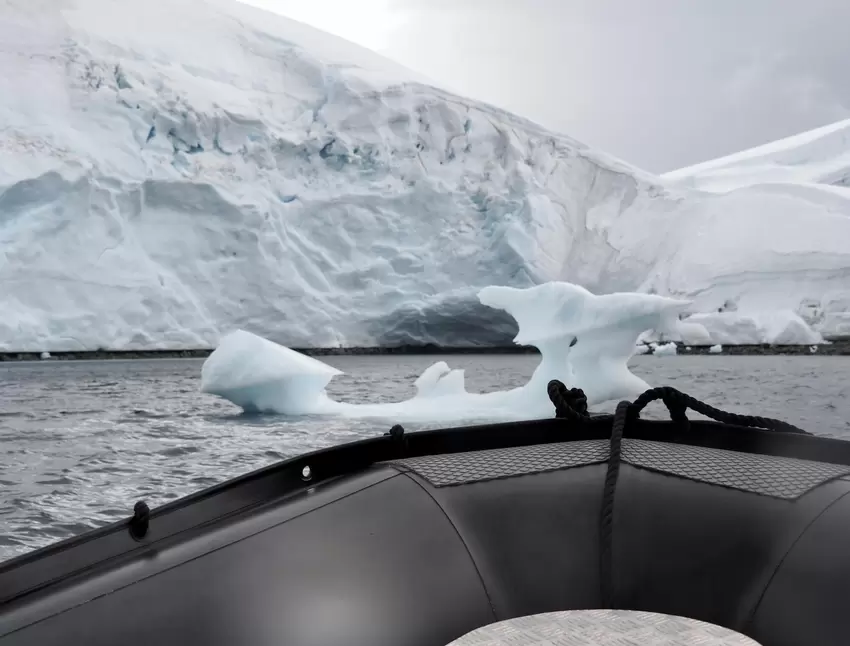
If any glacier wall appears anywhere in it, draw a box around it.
[1,0,849,351]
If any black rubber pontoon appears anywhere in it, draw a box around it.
[2,383,850,646]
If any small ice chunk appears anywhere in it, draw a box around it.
[429,369,467,397]
[709,344,723,354]
[40,351,51,360]
[652,342,678,356]
[414,361,467,397]
[414,361,452,395]
[676,319,713,345]
[200,330,342,414]
[637,329,660,345]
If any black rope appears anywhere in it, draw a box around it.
[629,386,811,435]
[546,379,812,609]
[547,380,589,421]
[385,424,408,457]
[128,500,150,540]
[386,424,405,440]
[600,400,629,608]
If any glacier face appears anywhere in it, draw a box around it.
[1,0,849,351]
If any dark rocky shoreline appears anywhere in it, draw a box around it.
[1,338,849,361]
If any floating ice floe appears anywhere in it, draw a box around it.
[201,281,689,422]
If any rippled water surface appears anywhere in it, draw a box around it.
[2,354,849,561]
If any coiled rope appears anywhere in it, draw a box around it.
[547,379,810,607]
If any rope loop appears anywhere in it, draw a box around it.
[546,380,811,608]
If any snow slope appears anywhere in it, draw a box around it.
[663,118,850,192]
[1,0,849,351]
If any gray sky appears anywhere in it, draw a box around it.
[244,0,850,173]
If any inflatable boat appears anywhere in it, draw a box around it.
[2,382,850,646]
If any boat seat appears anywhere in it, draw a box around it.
[445,609,762,645]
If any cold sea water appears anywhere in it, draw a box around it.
[1,353,849,562]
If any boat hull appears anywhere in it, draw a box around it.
[2,416,850,646]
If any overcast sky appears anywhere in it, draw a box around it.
[244,0,850,173]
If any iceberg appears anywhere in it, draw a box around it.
[1,0,849,352]
[200,330,342,414]
[200,281,690,420]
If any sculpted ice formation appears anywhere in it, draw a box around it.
[201,282,690,421]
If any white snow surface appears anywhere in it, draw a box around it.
[201,281,690,417]
[1,0,849,351]
[663,118,850,192]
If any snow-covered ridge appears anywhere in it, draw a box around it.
[1,0,849,351]
[662,118,850,192]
